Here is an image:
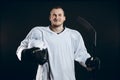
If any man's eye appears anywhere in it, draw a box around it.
[52,14,56,16]
[59,14,62,16]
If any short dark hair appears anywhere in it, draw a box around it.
[50,6,65,15]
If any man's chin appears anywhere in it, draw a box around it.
[52,24,62,27]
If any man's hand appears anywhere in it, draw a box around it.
[33,48,48,65]
[85,57,100,71]
[21,47,48,65]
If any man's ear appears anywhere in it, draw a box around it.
[64,16,66,21]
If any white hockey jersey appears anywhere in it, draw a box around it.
[16,26,91,80]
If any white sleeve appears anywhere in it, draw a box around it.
[16,39,29,61]
[16,27,43,61]
[72,30,91,67]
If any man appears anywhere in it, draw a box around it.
[16,6,100,80]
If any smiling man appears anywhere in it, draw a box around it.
[16,6,100,80]
[49,7,66,34]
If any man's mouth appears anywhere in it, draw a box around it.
[54,19,59,22]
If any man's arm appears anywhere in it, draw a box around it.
[16,27,48,65]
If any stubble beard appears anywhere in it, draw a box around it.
[51,22,63,28]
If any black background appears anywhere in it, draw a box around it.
[1,0,120,80]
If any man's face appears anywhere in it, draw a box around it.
[49,8,66,27]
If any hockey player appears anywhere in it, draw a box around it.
[16,6,100,80]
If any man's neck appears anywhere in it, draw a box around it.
[50,25,64,34]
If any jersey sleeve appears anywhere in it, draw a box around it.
[72,30,91,67]
[16,27,43,60]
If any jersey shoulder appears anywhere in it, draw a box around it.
[66,27,82,37]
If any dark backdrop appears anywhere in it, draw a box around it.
[1,0,120,80]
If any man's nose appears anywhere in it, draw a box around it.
[55,15,59,19]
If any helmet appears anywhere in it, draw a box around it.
[28,40,47,50]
